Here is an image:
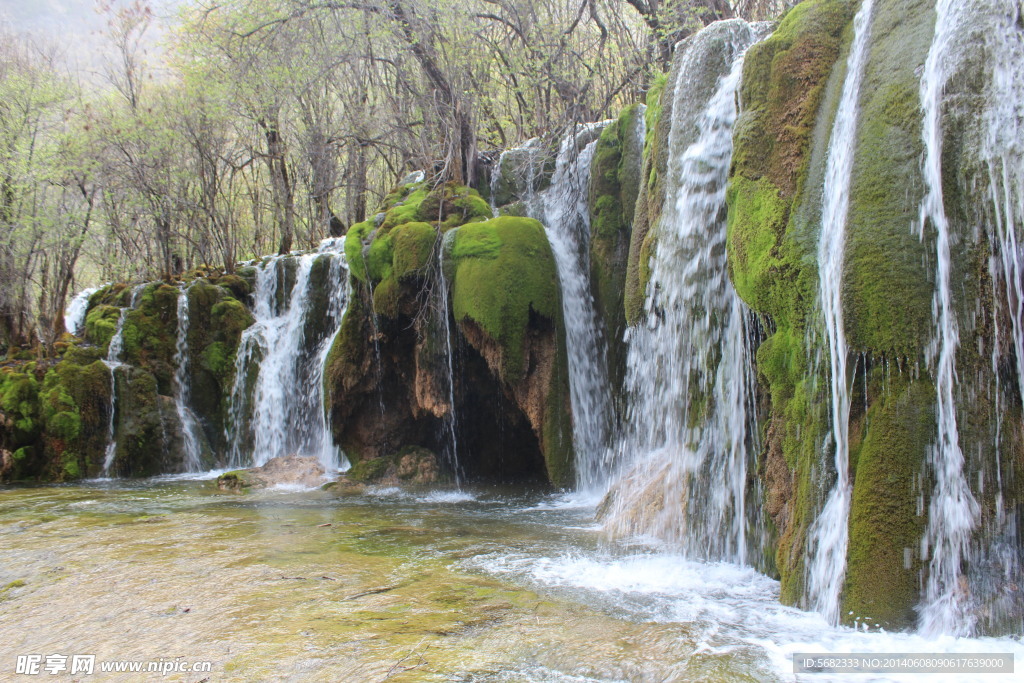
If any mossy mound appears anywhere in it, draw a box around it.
[344,182,492,320]
[185,279,254,456]
[447,217,559,382]
[843,371,931,629]
[121,283,180,394]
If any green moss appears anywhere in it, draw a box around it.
[121,283,180,394]
[366,233,395,282]
[347,456,391,483]
[843,0,935,356]
[212,273,252,300]
[84,304,123,351]
[589,103,646,393]
[843,374,931,629]
[211,299,252,346]
[725,0,858,607]
[644,72,667,160]
[344,220,375,283]
[391,222,437,280]
[372,277,401,319]
[448,217,560,382]
[625,59,676,325]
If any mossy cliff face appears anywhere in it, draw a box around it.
[725,0,1022,630]
[626,20,762,326]
[183,277,254,456]
[624,71,672,326]
[329,183,569,484]
[588,103,646,395]
[1,273,254,481]
[724,0,933,618]
[0,347,113,481]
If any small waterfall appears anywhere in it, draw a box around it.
[805,0,876,626]
[602,21,764,561]
[491,137,550,215]
[436,230,462,483]
[64,286,98,335]
[916,0,981,637]
[226,240,348,471]
[534,123,614,491]
[101,285,144,476]
[173,288,204,472]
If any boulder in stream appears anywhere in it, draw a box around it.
[217,454,326,492]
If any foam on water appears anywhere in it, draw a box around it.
[469,550,1024,682]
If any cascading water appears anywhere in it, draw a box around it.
[64,287,98,335]
[226,239,349,472]
[174,287,205,472]
[601,21,766,562]
[101,285,144,476]
[436,231,462,483]
[804,0,876,627]
[533,123,615,492]
[916,0,981,637]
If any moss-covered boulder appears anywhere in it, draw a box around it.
[120,283,180,394]
[346,446,443,486]
[328,185,572,486]
[446,216,573,485]
[588,103,646,394]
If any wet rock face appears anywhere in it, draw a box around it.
[217,454,326,492]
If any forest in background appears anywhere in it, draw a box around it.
[0,0,788,354]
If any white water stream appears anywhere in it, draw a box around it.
[805,0,876,626]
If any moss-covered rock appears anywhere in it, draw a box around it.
[589,103,646,394]
[84,305,123,352]
[449,217,559,381]
[843,372,931,629]
[185,279,254,455]
[447,216,573,485]
[121,283,180,394]
[726,0,857,605]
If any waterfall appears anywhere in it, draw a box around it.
[101,285,144,476]
[805,0,876,626]
[64,287,98,335]
[534,123,615,491]
[602,21,765,561]
[174,288,204,472]
[916,0,982,637]
[436,230,462,483]
[226,240,349,471]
